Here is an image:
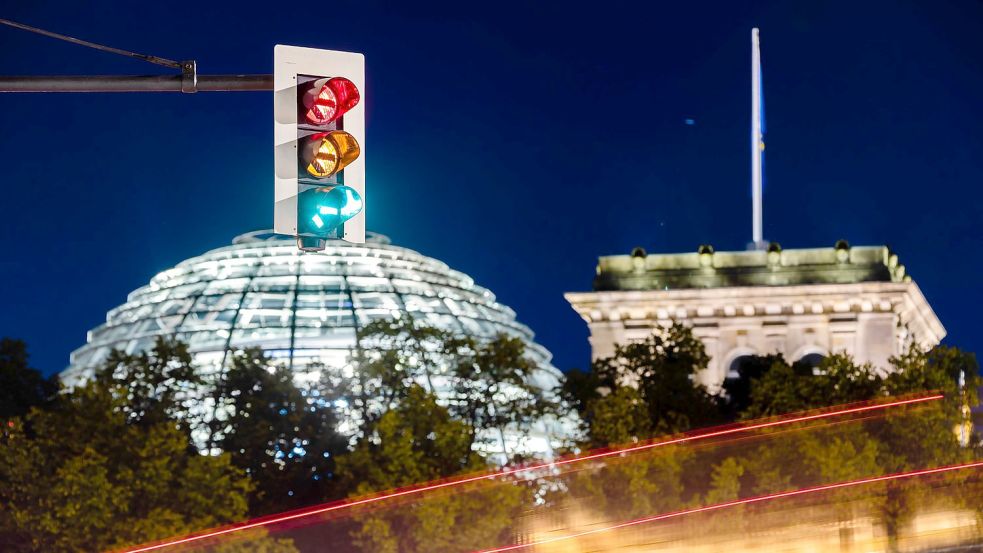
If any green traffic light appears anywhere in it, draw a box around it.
[297,185,363,237]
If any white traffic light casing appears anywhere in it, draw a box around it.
[274,45,365,248]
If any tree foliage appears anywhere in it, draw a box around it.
[0,384,253,553]
[337,316,562,458]
[448,334,562,458]
[739,352,883,419]
[213,348,348,516]
[585,386,651,447]
[343,316,465,426]
[568,323,719,443]
[564,326,981,549]
[719,345,979,548]
[0,338,57,420]
[326,318,562,551]
[338,385,527,552]
[0,337,305,552]
[2,318,976,551]
[94,336,204,431]
[338,385,480,493]
[0,312,566,550]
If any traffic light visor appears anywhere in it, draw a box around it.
[303,77,360,126]
[298,185,363,235]
[303,130,361,178]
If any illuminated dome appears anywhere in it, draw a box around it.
[63,231,572,456]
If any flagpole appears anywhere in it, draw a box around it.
[751,28,764,248]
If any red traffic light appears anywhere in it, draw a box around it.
[303,77,360,126]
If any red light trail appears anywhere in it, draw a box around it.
[476,460,983,552]
[118,393,942,553]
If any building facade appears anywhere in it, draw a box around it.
[566,241,945,390]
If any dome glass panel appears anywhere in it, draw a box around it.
[64,231,574,457]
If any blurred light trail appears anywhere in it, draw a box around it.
[118,392,941,553]
[477,460,983,552]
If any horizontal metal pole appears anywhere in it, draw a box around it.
[0,74,273,92]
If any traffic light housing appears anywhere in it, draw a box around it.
[274,46,365,250]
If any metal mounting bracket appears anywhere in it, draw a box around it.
[181,60,197,93]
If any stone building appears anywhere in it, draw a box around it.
[565,241,945,390]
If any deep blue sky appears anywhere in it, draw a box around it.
[1,1,981,376]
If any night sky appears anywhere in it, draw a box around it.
[1,1,981,377]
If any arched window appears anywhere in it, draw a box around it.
[796,353,826,370]
[727,355,756,379]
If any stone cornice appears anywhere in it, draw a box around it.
[565,280,945,346]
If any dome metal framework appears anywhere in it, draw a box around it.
[64,231,571,456]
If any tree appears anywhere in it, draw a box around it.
[882,344,979,456]
[562,337,980,551]
[338,385,479,493]
[325,318,561,550]
[345,316,464,427]
[733,345,980,551]
[0,383,255,552]
[875,345,980,550]
[741,352,883,419]
[0,338,304,552]
[448,334,562,459]
[208,530,299,553]
[337,385,527,553]
[560,366,600,416]
[585,386,651,448]
[0,338,57,420]
[94,336,204,431]
[704,457,745,504]
[577,323,719,437]
[720,353,784,417]
[339,316,562,459]
[559,326,716,525]
[214,348,348,515]
[699,456,749,535]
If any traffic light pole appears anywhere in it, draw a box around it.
[0,19,272,93]
[0,74,273,93]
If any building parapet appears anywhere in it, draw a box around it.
[594,242,910,292]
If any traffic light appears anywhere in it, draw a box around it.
[274,46,365,250]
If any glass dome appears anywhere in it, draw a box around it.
[63,231,573,456]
